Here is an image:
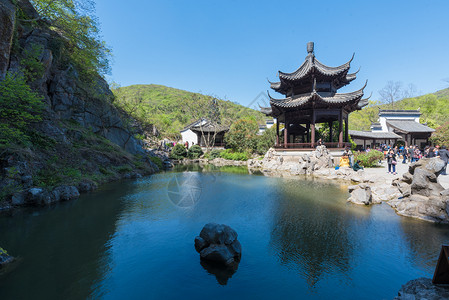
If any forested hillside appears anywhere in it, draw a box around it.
[112,84,267,138]
[349,88,449,130]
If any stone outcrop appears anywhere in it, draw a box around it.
[195,223,242,267]
[390,158,449,223]
[394,278,449,300]
[0,0,158,208]
[250,146,334,177]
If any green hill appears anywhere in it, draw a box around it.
[349,88,449,130]
[112,84,266,138]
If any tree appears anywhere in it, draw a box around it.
[224,118,259,152]
[429,122,449,146]
[379,81,403,108]
[26,0,111,77]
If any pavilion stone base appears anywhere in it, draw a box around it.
[272,148,346,166]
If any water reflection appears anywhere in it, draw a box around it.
[200,260,239,285]
[0,180,138,300]
[270,180,354,288]
[399,219,449,272]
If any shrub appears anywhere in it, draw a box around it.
[354,150,384,167]
[149,155,163,170]
[256,125,276,154]
[206,149,222,159]
[187,145,203,159]
[170,143,187,159]
[0,72,43,146]
[219,149,250,161]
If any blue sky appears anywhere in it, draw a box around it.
[96,0,449,107]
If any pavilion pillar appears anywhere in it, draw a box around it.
[329,121,333,143]
[306,123,310,143]
[363,139,366,149]
[338,111,343,147]
[311,110,316,148]
[344,115,349,143]
[284,115,288,149]
[276,121,279,146]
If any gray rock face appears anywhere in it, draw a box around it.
[0,0,15,78]
[394,277,449,300]
[195,223,242,267]
[391,158,449,223]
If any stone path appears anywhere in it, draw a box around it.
[363,160,449,189]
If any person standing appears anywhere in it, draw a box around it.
[438,146,449,175]
[402,146,409,164]
[386,149,397,174]
[408,145,414,163]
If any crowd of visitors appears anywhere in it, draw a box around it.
[353,143,449,175]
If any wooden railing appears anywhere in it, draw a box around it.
[274,142,351,149]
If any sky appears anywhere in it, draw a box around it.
[95,0,449,108]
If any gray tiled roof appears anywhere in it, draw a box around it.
[349,130,402,139]
[269,84,366,109]
[190,122,229,133]
[379,109,421,116]
[387,120,435,133]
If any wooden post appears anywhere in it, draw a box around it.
[311,110,316,148]
[284,117,288,149]
[344,115,349,143]
[338,111,343,147]
[329,121,333,143]
[276,120,279,146]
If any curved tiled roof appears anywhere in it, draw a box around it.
[278,53,354,81]
[268,81,367,109]
[387,120,435,133]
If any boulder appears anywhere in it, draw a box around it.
[195,223,242,267]
[25,187,53,206]
[348,184,372,205]
[394,277,449,300]
[390,158,449,223]
[52,185,80,202]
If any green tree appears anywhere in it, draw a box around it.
[169,143,187,159]
[26,0,111,77]
[0,72,43,145]
[225,118,259,152]
[429,122,449,146]
[256,125,276,154]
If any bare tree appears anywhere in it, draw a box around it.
[379,81,403,108]
[185,95,232,152]
[402,83,418,99]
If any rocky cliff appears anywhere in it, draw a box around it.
[0,0,159,210]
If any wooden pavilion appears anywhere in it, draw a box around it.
[261,42,369,149]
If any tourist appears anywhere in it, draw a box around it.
[428,146,436,158]
[343,147,353,167]
[366,146,371,153]
[317,138,323,147]
[408,146,414,163]
[339,153,350,168]
[352,160,364,172]
[402,146,409,164]
[185,141,189,149]
[438,146,449,175]
[386,149,397,174]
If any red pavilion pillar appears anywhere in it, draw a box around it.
[338,111,343,147]
[276,120,279,146]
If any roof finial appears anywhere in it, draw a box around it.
[307,42,314,54]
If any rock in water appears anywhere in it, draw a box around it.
[394,277,449,299]
[195,223,242,267]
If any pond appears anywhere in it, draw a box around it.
[1,165,448,299]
